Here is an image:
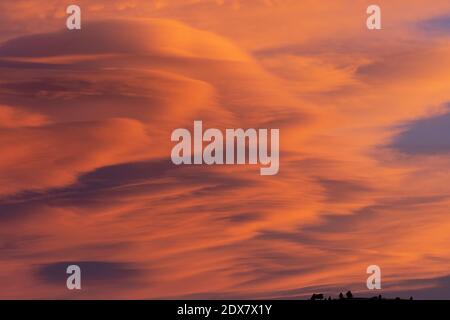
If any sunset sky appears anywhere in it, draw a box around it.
[1,0,450,299]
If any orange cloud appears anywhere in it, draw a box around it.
[1,0,450,300]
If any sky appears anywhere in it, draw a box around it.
[1,0,450,299]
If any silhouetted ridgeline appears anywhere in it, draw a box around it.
[310,291,413,301]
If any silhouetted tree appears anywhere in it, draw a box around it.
[310,293,324,300]
[346,291,353,299]
[339,292,344,300]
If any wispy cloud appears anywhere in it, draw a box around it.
[1,0,450,299]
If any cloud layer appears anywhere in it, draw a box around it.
[1,0,450,299]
